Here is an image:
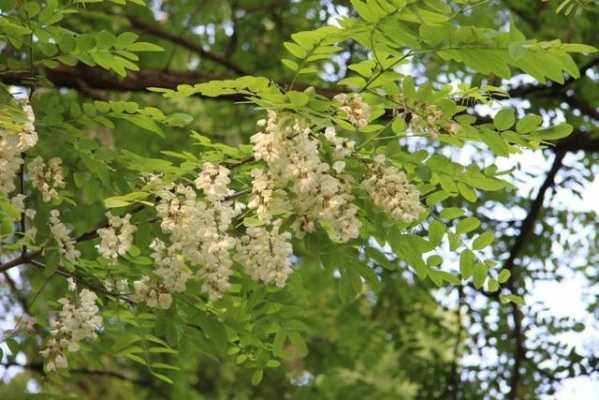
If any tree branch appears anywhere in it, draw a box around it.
[505,150,565,400]
[503,150,566,274]
[127,15,248,76]
[1,361,149,385]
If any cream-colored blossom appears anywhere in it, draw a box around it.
[194,162,232,202]
[324,126,355,159]
[249,112,361,242]
[0,103,37,193]
[40,288,102,371]
[29,156,66,202]
[96,212,137,262]
[236,220,293,287]
[334,94,370,129]
[49,209,80,261]
[364,155,424,222]
[155,181,241,300]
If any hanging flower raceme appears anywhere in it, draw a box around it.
[236,220,293,288]
[150,239,192,294]
[153,164,242,301]
[29,156,66,202]
[96,212,137,262]
[333,93,370,129]
[0,103,37,194]
[324,126,355,160]
[10,193,37,238]
[49,209,81,262]
[194,162,232,202]
[40,286,102,371]
[363,155,424,223]
[249,111,361,242]
[133,276,174,310]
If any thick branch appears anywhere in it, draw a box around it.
[505,150,565,400]
[126,16,248,76]
[503,150,566,273]
[1,361,149,385]
[0,65,341,101]
[0,250,42,273]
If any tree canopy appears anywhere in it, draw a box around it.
[1,0,598,399]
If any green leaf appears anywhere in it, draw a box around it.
[127,42,164,52]
[251,369,264,385]
[494,108,515,131]
[284,42,307,58]
[487,277,499,292]
[428,220,446,246]
[456,217,480,234]
[288,331,308,357]
[457,182,477,203]
[498,269,511,283]
[500,294,525,305]
[473,231,494,250]
[115,32,139,49]
[104,192,149,208]
[119,115,164,136]
[516,114,543,134]
[460,250,475,279]
[391,117,407,134]
[150,371,173,384]
[440,207,465,221]
[287,91,310,107]
[533,123,573,141]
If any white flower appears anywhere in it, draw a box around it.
[96,212,137,262]
[40,288,102,371]
[150,239,192,294]
[333,161,346,173]
[194,162,232,202]
[0,102,37,194]
[236,220,294,287]
[67,277,77,291]
[49,210,80,262]
[29,156,66,202]
[323,126,355,160]
[155,180,240,300]
[248,168,287,222]
[248,112,361,242]
[334,94,370,129]
[364,161,424,223]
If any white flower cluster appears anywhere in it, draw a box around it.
[0,104,37,193]
[333,93,370,129]
[40,287,102,371]
[49,209,81,262]
[249,111,361,242]
[236,220,293,287]
[133,276,173,310]
[247,168,286,222]
[153,163,242,301]
[10,193,37,238]
[363,155,424,223]
[150,239,191,293]
[133,239,192,309]
[96,212,137,262]
[29,156,66,202]
[103,278,129,294]
[194,162,232,202]
[324,126,355,161]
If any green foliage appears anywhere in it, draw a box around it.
[0,0,597,399]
